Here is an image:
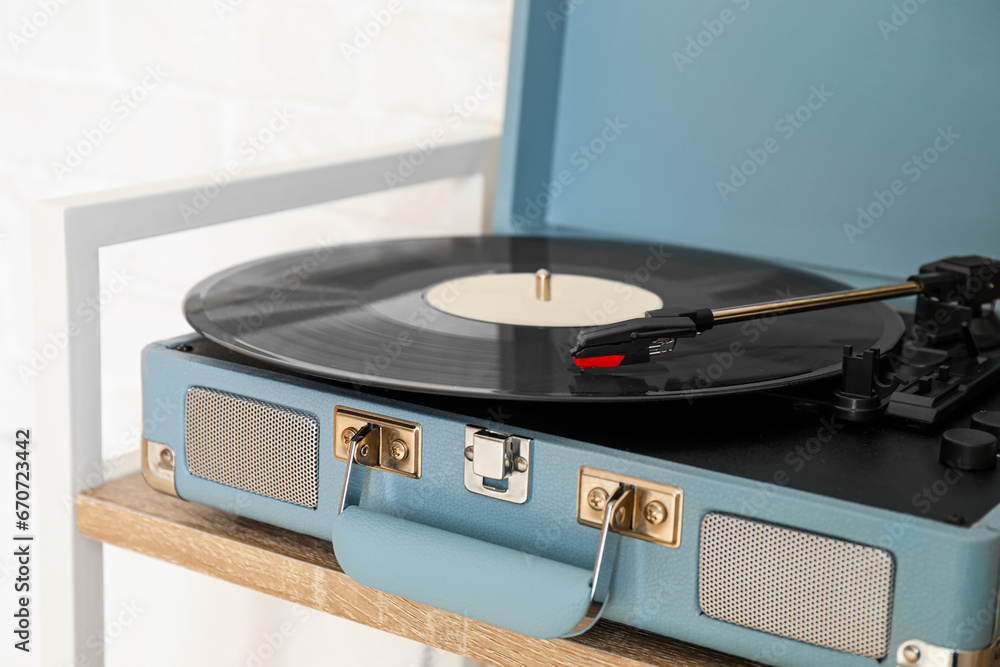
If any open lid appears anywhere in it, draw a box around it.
[492,0,1000,280]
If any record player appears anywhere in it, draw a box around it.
[140,2,1000,666]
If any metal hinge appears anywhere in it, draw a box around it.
[577,467,683,548]
[897,638,1000,666]
[142,439,178,497]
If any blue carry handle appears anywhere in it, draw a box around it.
[330,425,629,639]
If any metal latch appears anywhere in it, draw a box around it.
[577,467,683,548]
[464,426,532,504]
[334,407,421,478]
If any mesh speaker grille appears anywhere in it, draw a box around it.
[185,387,319,508]
[699,513,894,658]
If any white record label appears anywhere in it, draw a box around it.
[424,272,664,327]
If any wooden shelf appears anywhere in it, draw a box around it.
[77,474,759,667]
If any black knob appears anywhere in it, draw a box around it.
[971,411,1000,439]
[940,428,998,471]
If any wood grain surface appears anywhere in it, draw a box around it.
[77,474,760,667]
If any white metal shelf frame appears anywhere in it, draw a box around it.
[31,136,500,667]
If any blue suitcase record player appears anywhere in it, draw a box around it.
[141,2,1000,665]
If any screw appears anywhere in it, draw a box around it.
[341,428,358,445]
[159,447,174,467]
[643,501,667,525]
[902,645,920,663]
[464,446,474,461]
[614,506,628,528]
[515,457,528,472]
[389,440,408,461]
[587,487,609,511]
[359,444,370,458]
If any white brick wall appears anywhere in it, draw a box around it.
[2,2,512,665]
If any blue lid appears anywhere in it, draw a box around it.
[493,0,1000,279]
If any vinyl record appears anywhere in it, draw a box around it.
[184,236,904,401]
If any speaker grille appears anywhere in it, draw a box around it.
[185,387,319,508]
[699,513,894,658]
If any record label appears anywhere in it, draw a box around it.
[424,272,664,327]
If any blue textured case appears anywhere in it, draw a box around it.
[142,1,1000,664]
[143,337,1000,666]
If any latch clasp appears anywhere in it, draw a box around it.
[464,427,532,504]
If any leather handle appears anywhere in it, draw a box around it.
[331,505,612,639]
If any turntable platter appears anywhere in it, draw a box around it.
[184,236,904,401]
